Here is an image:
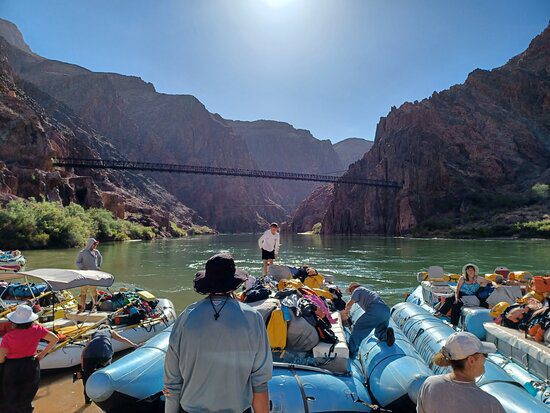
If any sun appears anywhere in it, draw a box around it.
[263,0,293,8]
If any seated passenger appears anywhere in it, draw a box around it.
[435,263,494,326]
[342,283,394,356]
[417,332,505,413]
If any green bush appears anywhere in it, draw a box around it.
[514,219,550,238]
[532,183,549,200]
[0,200,155,249]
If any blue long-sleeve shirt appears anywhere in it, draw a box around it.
[164,297,272,413]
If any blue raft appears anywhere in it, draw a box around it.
[87,311,432,412]
[392,302,550,413]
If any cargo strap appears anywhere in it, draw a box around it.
[289,366,310,413]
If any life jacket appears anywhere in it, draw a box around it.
[304,274,325,289]
[266,308,287,350]
[532,276,550,294]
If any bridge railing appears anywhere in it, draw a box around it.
[52,158,401,188]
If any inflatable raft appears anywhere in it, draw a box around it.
[0,269,177,370]
[0,252,26,271]
[87,306,430,412]
[407,273,550,402]
[392,302,550,412]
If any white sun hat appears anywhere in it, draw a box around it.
[6,304,39,324]
[441,332,496,360]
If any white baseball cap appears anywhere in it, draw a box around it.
[441,332,496,360]
[6,304,39,324]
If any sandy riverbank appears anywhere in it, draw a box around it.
[35,371,102,413]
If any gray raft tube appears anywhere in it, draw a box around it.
[391,302,550,413]
[86,326,376,412]
[358,318,432,412]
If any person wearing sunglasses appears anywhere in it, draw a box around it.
[417,332,505,413]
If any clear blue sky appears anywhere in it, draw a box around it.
[1,1,549,142]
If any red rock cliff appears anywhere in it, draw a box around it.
[324,24,550,235]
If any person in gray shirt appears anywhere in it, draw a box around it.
[75,237,102,312]
[163,253,272,413]
[417,332,505,413]
[342,283,394,356]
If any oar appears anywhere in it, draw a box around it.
[50,300,138,353]
[0,290,54,318]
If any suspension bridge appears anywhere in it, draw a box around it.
[52,158,401,188]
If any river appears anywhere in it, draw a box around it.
[23,234,550,312]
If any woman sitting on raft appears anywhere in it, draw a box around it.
[435,263,494,326]
[417,332,505,413]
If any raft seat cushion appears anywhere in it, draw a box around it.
[65,311,112,322]
[485,322,550,380]
[313,311,349,373]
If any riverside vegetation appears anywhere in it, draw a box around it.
[412,184,550,239]
[0,200,159,249]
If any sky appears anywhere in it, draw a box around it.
[1,1,549,143]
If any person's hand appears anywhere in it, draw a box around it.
[162,388,171,398]
[35,353,44,362]
[133,343,143,349]
[454,296,461,304]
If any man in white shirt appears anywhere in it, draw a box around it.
[258,223,280,276]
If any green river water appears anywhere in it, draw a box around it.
[21,234,550,312]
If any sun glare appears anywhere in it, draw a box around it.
[263,0,293,8]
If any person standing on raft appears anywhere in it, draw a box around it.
[258,223,280,276]
[342,283,395,356]
[75,237,102,312]
[0,304,59,413]
[163,253,272,413]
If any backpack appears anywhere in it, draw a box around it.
[315,317,338,344]
[266,308,287,350]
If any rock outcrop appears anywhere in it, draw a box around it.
[289,185,334,233]
[227,119,343,209]
[333,137,374,168]
[0,36,202,233]
[324,24,550,235]
[0,21,285,232]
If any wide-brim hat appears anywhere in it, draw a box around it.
[7,304,38,324]
[462,263,480,277]
[193,253,248,295]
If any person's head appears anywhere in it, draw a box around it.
[462,263,479,281]
[346,282,361,294]
[505,306,528,324]
[193,253,248,295]
[306,267,318,277]
[432,332,496,379]
[86,237,99,250]
[269,223,279,234]
[7,304,38,329]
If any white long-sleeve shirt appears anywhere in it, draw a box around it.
[258,230,280,254]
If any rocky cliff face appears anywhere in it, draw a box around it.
[333,137,374,168]
[227,119,343,209]
[0,37,202,233]
[0,21,285,232]
[289,185,334,233]
[324,24,550,235]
